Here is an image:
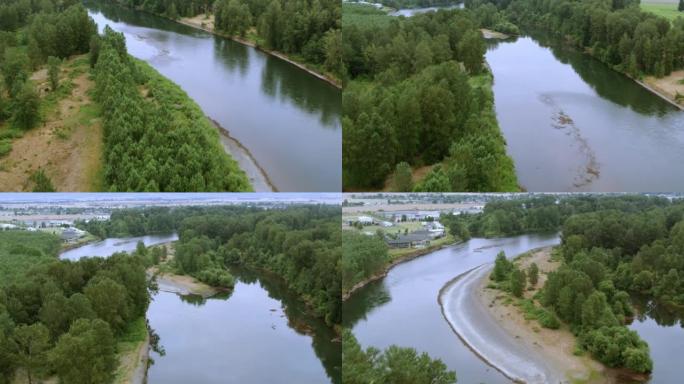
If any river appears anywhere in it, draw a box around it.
[486,34,684,192]
[84,0,341,192]
[343,234,560,383]
[344,233,684,383]
[59,235,340,384]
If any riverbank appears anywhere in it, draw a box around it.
[176,14,341,90]
[211,119,276,192]
[439,247,609,383]
[113,318,150,384]
[639,73,684,110]
[342,237,461,301]
[152,268,219,298]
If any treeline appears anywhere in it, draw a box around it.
[81,205,342,326]
[0,2,96,132]
[0,232,150,383]
[347,0,462,8]
[481,0,684,78]
[449,194,673,238]
[342,329,457,384]
[342,8,518,191]
[92,28,251,191]
[108,0,343,78]
[175,205,341,326]
[341,231,389,294]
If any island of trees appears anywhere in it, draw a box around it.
[342,4,518,192]
[79,204,342,327]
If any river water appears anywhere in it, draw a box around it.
[344,233,684,383]
[84,0,341,192]
[487,35,684,192]
[343,234,560,383]
[59,235,340,384]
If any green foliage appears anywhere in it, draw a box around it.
[527,262,539,286]
[47,56,61,91]
[509,267,526,297]
[11,82,40,130]
[342,9,518,190]
[392,162,413,192]
[0,231,60,285]
[491,251,512,282]
[0,231,150,384]
[341,231,390,293]
[214,0,252,37]
[342,329,457,384]
[49,318,117,384]
[30,169,56,192]
[493,0,684,78]
[579,326,652,372]
[92,28,251,192]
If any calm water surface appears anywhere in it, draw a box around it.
[60,237,340,383]
[487,35,684,192]
[84,1,341,192]
[343,234,560,383]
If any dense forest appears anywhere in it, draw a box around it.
[92,28,251,191]
[342,5,518,192]
[341,231,389,295]
[446,194,674,238]
[342,329,457,384]
[346,0,463,9]
[474,0,684,78]
[80,204,342,326]
[0,231,150,384]
[106,0,343,79]
[0,1,96,160]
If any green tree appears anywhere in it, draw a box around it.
[491,251,511,282]
[84,276,129,333]
[458,30,485,74]
[393,162,413,192]
[47,56,60,91]
[679,0,684,12]
[30,169,55,192]
[11,82,40,130]
[12,323,50,384]
[510,267,526,297]
[528,263,539,286]
[49,319,117,384]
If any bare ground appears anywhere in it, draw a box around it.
[479,247,611,383]
[643,71,684,109]
[0,57,103,191]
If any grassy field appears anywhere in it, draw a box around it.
[641,1,684,21]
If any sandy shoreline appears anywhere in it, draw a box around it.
[439,247,607,384]
[177,16,341,89]
[210,118,276,192]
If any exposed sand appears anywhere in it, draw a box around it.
[481,28,510,40]
[151,268,218,298]
[439,247,610,384]
[642,71,684,110]
[212,119,275,192]
[0,57,103,191]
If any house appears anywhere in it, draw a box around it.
[61,227,84,242]
[424,222,445,238]
[357,216,374,225]
[380,221,393,227]
[386,231,432,249]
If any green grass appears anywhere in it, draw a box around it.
[641,2,684,21]
[113,316,148,384]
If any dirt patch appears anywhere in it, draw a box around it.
[150,267,218,298]
[381,164,435,191]
[115,333,149,384]
[180,13,215,31]
[0,57,103,191]
[643,71,684,109]
[481,28,510,40]
[479,248,610,383]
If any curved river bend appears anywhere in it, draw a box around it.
[344,232,684,383]
[84,0,341,192]
[59,235,340,384]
